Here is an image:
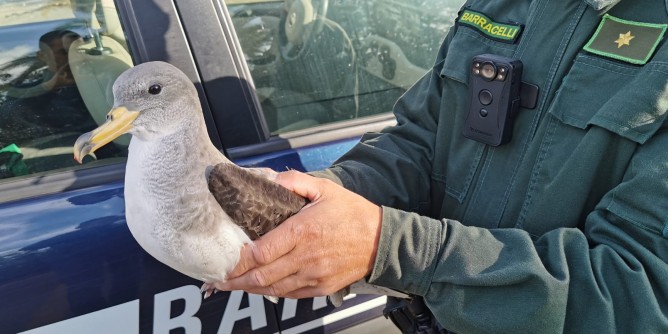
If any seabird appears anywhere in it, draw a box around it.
[73,61,406,306]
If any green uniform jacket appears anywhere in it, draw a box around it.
[312,0,668,332]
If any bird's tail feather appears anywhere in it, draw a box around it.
[264,295,279,303]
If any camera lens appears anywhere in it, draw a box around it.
[480,62,496,81]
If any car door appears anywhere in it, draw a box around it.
[191,0,465,332]
[0,0,464,333]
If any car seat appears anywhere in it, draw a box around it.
[68,0,133,146]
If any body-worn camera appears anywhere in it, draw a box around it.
[463,54,523,146]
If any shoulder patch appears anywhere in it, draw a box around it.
[457,9,523,43]
[583,14,667,65]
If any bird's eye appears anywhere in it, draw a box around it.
[148,84,162,95]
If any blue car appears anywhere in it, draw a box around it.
[0,0,463,332]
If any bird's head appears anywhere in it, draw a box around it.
[74,61,201,163]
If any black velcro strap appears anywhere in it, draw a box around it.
[520,81,539,109]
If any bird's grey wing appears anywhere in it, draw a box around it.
[207,163,307,240]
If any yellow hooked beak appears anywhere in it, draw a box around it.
[73,106,139,164]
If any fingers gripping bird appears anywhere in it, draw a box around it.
[73,62,406,306]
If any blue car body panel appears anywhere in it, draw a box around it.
[0,137,384,334]
[234,138,357,172]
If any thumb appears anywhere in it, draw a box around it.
[274,170,323,202]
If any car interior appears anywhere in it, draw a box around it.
[227,0,461,133]
[0,0,132,180]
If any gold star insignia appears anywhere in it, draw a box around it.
[615,31,635,48]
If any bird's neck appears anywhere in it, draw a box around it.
[128,114,227,184]
[178,116,213,148]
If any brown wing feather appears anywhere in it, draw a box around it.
[207,163,307,240]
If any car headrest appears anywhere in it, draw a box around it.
[68,35,133,146]
[70,0,127,48]
[94,0,127,48]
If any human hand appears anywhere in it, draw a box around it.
[216,170,382,299]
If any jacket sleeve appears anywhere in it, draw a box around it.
[367,127,668,333]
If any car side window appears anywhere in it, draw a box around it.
[0,0,133,181]
[224,0,464,134]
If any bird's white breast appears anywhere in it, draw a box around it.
[125,138,171,265]
[124,137,251,282]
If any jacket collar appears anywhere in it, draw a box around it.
[584,0,621,10]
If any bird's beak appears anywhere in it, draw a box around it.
[73,106,139,164]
